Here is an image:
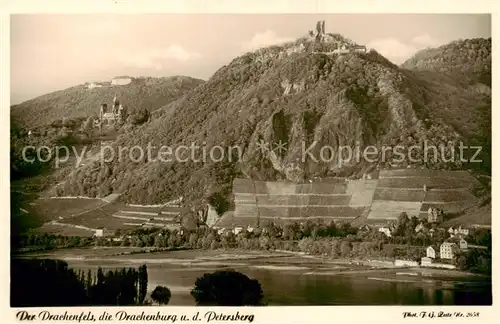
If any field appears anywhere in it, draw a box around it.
[377,176,473,189]
[36,223,96,237]
[368,200,423,220]
[235,194,352,206]
[28,198,187,235]
[27,198,108,223]
[233,179,348,195]
[234,205,365,219]
[378,169,474,179]
[23,168,484,236]
[231,170,481,224]
[372,188,426,202]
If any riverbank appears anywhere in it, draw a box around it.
[15,247,489,280]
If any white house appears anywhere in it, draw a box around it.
[353,45,367,53]
[95,228,104,237]
[415,223,425,233]
[459,239,468,250]
[421,257,433,266]
[428,207,443,223]
[457,225,470,236]
[87,82,103,89]
[426,246,436,259]
[111,76,132,85]
[440,242,458,260]
[233,226,244,235]
[378,227,392,237]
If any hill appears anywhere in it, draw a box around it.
[401,38,491,86]
[49,34,491,221]
[11,76,205,128]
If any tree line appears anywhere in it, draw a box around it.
[11,259,264,307]
[14,215,491,274]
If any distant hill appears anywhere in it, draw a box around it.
[442,204,491,227]
[401,38,491,86]
[11,76,205,128]
[53,34,491,214]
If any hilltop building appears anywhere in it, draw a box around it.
[353,45,367,53]
[98,95,128,128]
[86,82,103,89]
[111,76,132,85]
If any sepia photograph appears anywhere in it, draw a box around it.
[9,11,492,311]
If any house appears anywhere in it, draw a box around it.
[378,227,392,238]
[415,223,425,233]
[111,76,132,85]
[440,242,458,260]
[426,246,436,259]
[233,226,244,235]
[421,257,433,266]
[87,82,103,89]
[457,225,470,236]
[353,45,367,53]
[102,112,115,123]
[359,225,371,232]
[428,207,443,223]
[448,226,469,238]
[459,239,468,250]
[95,228,104,237]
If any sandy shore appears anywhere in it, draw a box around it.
[15,247,489,280]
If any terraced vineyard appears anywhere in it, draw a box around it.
[228,169,481,227]
[31,197,190,235]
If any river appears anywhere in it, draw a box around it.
[20,248,492,306]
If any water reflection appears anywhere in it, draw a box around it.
[68,261,492,306]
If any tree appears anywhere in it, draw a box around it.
[151,286,171,305]
[137,264,148,305]
[395,212,409,236]
[457,256,468,270]
[97,267,104,284]
[340,240,351,257]
[190,270,264,306]
[11,259,87,307]
[81,117,94,139]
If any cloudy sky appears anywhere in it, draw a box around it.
[11,14,490,104]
